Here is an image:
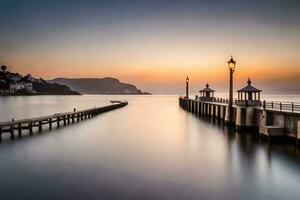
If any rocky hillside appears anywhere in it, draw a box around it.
[49,77,150,95]
[0,66,80,95]
[32,81,80,95]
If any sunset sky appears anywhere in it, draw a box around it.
[1,0,300,94]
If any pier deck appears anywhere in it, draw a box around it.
[0,101,128,139]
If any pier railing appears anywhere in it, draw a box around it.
[202,97,242,105]
[263,101,300,113]
[211,98,300,113]
[212,97,229,104]
[194,96,300,113]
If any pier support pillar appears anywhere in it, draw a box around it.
[203,103,207,118]
[297,121,300,141]
[235,106,245,128]
[39,121,42,132]
[218,106,222,119]
[203,102,206,118]
[193,101,195,114]
[198,101,201,117]
[260,110,267,127]
[225,106,230,123]
[193,102,196,116]
[206,103,210,118]
[208,104,212,119]
[191,101,195,114]
[198,101,202,117]
[200,102,204,117]
[10,124,14,135]
[220,106,224,120]
[246,107,255,128]
[18,123,22,137]
[10,132,14,139]
[29,122,33,135]
[208,104,212,118]
[186,100,188,111]
[49,119,52,130]
[211,105,215,119]
[206,103,212,119]
[57,118,60,127]
[225,106,234,125]
[215,105,219,119]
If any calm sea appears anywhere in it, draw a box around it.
[0,95,300,199]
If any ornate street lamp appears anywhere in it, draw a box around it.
[186,76,189,98]
[227,56,236,123]
[228,56,236,72]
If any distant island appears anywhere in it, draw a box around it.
[49,77,151,95]
[0,65,79,95]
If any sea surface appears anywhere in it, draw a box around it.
[0,94,300,199]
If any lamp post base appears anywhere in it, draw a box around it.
[224,105,235,126]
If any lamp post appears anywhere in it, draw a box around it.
[227,56,236,123]
[186,76,189,98]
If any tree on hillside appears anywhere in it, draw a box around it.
[1,65,7,73]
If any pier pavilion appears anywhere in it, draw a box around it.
[235,78,262,129]
[237,78,261,106]
[199,84,215,101]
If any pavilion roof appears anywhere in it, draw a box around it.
[199,83,215,92]
[237,78,262,92]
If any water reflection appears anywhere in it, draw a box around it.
[0,95,300,199]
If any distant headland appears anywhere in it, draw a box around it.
[0,65,79,96]
[49,77,151,95]
[0,65,150,96]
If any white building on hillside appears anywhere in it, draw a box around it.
[9,82,33,93]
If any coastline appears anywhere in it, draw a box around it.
[0,93,81,96]
[0,93,151,96]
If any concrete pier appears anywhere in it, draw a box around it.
[179,97,300,142]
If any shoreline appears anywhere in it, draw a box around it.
[0,93,151,96]
[0,93,81,96]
